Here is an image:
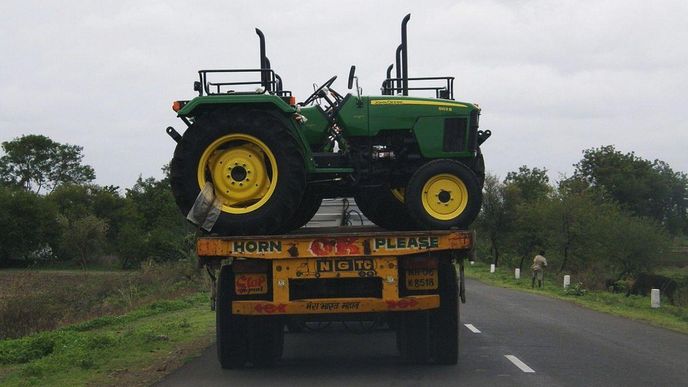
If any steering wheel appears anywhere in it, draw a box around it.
[301,75,338,106]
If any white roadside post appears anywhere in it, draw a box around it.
[515,268,520,279]
[490,264,495,273]
[651,289,661,308]
[563,275,571,289]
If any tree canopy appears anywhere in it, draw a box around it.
[0,134,95,194]
[573,145,688,234]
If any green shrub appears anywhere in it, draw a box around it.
[563,282,587,296]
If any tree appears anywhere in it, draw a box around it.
[0,186,60,266]
[504,166,552,203]
[120,173,193,267]
[595,211,669,279]
[475,174,519,267]
[58,215,108,269]
[0,134,95,194]
[501,166,553,269]
[574,145,688,233]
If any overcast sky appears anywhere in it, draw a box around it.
[1,0,686,189]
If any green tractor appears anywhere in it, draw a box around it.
[167,14,491,235]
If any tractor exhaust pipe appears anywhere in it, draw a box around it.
[384,64,394,94]
[255,28,270,92]
[395,44,402,94]
[401,13,410,96]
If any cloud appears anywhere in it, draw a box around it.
[0,0,686,189]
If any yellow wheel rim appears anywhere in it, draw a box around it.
[391,187,405,203]
[420,173,468,221]
[196,134,278,214]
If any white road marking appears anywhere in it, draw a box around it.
[464,323,481,333]
[505,355,535,373]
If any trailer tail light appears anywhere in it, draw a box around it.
[232,259,271,297]
[400,256,439,295]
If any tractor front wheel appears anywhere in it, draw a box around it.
[404,160,482,230]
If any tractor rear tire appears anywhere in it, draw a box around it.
[404,159,482,230]
[170,108,306,235]
[354,185,417,230]
[216,265,247,369]
[279,186,322,232]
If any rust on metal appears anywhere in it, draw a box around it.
[197,228,473,259]
[232,295,440,315]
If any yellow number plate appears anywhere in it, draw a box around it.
[235,273,268,295]
[405,269,438,290]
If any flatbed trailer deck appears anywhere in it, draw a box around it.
[198,226,473,368]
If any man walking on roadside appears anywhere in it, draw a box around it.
[531,250,547,288]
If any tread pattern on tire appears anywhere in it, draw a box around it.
[404,159,482,230]
[216,265,247,369]
[354,185,417,231]
[431,262,459,364]
[170,108,306,235]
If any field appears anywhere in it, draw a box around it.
[0,261,206,339]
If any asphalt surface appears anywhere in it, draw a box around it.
[157,279,688,386]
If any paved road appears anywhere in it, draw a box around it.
[158,279,688,386]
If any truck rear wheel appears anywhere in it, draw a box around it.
[248,317,284,367]
[216,265,247,369]
[397,311,431,363]
[354,185,417,230]
[404,159,482,230]
[431,262,459,364]
[170,108,306,235]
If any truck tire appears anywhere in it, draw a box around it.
[354,186,417,230]
[397,311,431,363]
[404,159,482,230]
[432,262,459,364]
[216,265,247,369]
[247,317,284,367]
[279,186,322,232]
[170,108,306,235]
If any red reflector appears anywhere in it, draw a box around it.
[172,101,182,112]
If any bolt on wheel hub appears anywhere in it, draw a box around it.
[197,134,278,214]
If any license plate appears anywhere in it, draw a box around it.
[405,269,438,290]
[235,273,268,295]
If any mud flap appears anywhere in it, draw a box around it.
[187,182,221,231]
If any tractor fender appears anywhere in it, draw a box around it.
[177,96,315,171]
[177,94,296,117]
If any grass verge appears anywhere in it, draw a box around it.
[464,262,688,335]
[0,292,215,387]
